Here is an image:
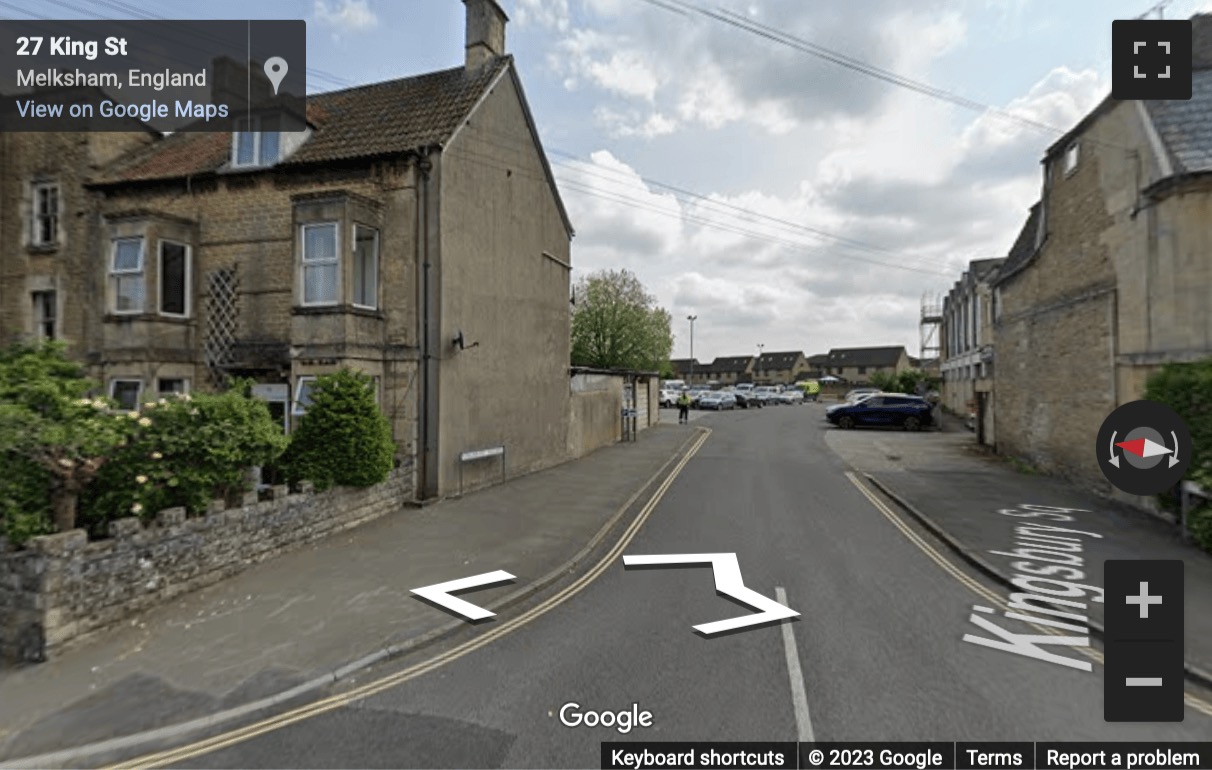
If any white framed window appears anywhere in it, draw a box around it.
[1063,142,1079,175]
[157,378,189,395]
[159,240,191,317]
[301,223,339,305]
[110,379,143,410]
[232,116,281,167]
[293,376,317,415]
[352,225,379,309]
[31,182,59,246]
[32,290,57,340]
[110,237,145,314]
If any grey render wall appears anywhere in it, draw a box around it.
[0,464,412,665]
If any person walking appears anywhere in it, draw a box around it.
[677,390,691,424]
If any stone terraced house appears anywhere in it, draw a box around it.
[993,14,1212,495]
[0,0,575,501]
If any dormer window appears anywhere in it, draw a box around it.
[232,116,280,167]
[1063,141,1079,176]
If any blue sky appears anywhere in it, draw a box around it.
[11,0,1211,360]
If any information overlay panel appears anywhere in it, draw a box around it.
[0,20,305,132]
[600,742,1212,770]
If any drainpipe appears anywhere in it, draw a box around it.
[417,149,440,500]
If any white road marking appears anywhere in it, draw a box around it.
[776,585,815,742]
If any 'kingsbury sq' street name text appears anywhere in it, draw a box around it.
[962,504,1104,672]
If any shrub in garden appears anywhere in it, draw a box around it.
[282,369,395,491]
[0,454,54,547]
[1145,359,1212,553]
[82,382,288,533]
[1189,505,1212,553]
[0,341,130,537]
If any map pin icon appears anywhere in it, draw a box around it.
[264,57,288,95]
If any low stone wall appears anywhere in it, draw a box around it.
[0,465,413,665]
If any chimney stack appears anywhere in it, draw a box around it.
[464,0,508,70]
[1193,14,1212,70]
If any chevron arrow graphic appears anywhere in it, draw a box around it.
[411,570,516,622]
[622,553,799,635]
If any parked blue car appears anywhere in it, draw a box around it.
[825,394,934,431]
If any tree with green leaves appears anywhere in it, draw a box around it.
[281,369,396,491]
[0,342,131,535]
[571,269,673,372]
[870,369,939,396]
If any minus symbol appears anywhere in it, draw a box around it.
[1126,677,1163,686]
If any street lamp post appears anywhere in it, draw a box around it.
[756,344,764,384]
[687,315,697,385]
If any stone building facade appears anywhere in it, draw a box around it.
[0,0,575,501]
[993,15,1212,492]
[940,258,1003,444]
[0,126,154,357]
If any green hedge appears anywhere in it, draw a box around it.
[0,453,54,547]
[1145,359,1212,488]
[1145,359,1212,553]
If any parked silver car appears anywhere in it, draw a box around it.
[698,392,735,410]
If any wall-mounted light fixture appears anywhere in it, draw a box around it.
[452,329,480,351]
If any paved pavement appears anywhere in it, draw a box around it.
[0,420,701,765]
[44,402,1210,769]
[824,414,1212,682]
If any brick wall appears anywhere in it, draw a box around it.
[0,461,413,665]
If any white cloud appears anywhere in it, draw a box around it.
[314,0,378,36]
[515,0,571,32]
[553,54,1109,358]
[555,30,661,101]
[525,3,1127,358]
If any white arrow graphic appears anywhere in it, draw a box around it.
[1170,430,1181,468]
[411,570,515,621]
[622,553,799,635]
[1109,430,1120,468]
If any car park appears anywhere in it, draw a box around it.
[733,391,761,408]
[825,394,934,431]
[779,389,804,405]
[660,389,678,407]
[844,387,881,403]
[697,391,735,410]
[752,385,780,405]
[688,389,712,407]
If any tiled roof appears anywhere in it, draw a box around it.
[92,58,511,185]
[707,356,753,373]
[755,351,804,371]
[806,353,829,365]
[1145,68,1212,174]
[994,203,1042,285]
[826,346,906,368]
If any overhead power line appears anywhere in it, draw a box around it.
[640,0,1137,151]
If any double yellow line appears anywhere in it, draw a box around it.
[104,428,713,769]
[845,472,1212,719]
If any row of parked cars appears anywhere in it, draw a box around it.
[659,383,807,410]
[825,388,937,431]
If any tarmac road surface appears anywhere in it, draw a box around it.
[113,404,1212,768]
